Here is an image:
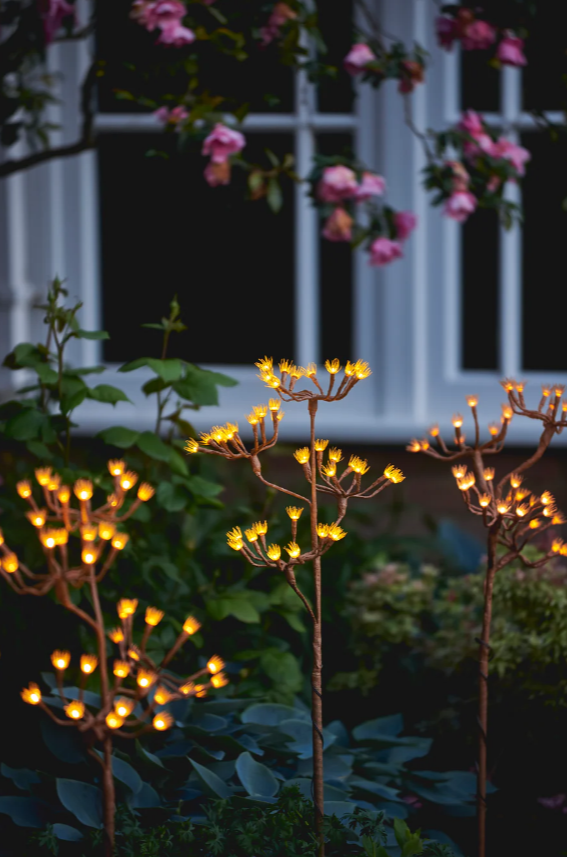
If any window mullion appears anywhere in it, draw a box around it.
[498,66,522,378]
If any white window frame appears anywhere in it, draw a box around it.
[3,0,563,444]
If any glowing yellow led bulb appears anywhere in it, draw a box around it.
[145,606,164,626]
[26,509,46,528]
[113,660,130,678]
[65,701,85,720]
[185,439,199,454]
[74,479,93,501]
[108,627,124,643]
[207,655,225,675]
[108,459,125,476]
[137,483,155,502]
[183,616,201,636]
[117,598,138,619]
[81,524,97,542]
[2,552,19,573]
[153,712,173,731]
[82,547,97,565]
[266,544,281,561]
[119,471,138,491]
[136,670,155,689]
[51,650,71,671]
[106,712,124,729]
[80,654,98,674]
[285,542,301,559]
[114,698,134,718]
[35,468,52,487]
[21,683,42,705]
[286,506,304,521]
[294,447,310,464]
[154,686,172,705]
[98,522,116,541]
[111,532,129,551]
[16,480,32,499]
[211,672,229,689]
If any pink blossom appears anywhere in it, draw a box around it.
[394,211,417,241]
[446,160,470,192]
[368,237,403,267]
[355,172,386,201]
[260,2,296,46]
[461,19,497,51]
[204,160,231,187]
[443,191,477,223]
[317,165,358,203]
[497,34,527,67]
[398,60,424,94]
[492,138,531,175]
[459,111,496,158]
[156,21,195,45]
[38,0,76,43]
[343,43,376,76]
[155,105,188,125]
[436,15,457,50]
[538,794,567,811]
[487,175,501,193]
[322,208,353,242]
[133,0,186,31]
[459,110,484,137]
[202,123,246,163]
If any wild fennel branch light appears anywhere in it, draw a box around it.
[407,379,567,857]
[0,460,228,857]
[184,355,405,856]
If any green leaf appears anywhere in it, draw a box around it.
[26,440,54,460]
[168,447,189,476]
[94,753,142,794]
[142,377,167,395]
[235,752,279,797]
[187,475,223,499]
[56,780,103,828]
[0,764,40,791]
[189,759,231,799]
[156,481,188,512]
[75,329,109,340]
[87,385,132,405]
[118,358,150,372]
[148,358,184,381]
[35,363,59,385]
[61,389,87,414]
[3,343,44,369]
[241,703,306,727]
[4,408,45,441]
[267,178,283,213]
[97,426,140,449]
[52,824,83,841]
[136,431,171,462]
[259,650,303,694]
[353,714,404,741]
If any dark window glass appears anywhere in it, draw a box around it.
[523,2,567,111]
[96,0,293,114]
[521,131,567,370]
[317,134,353,362]
[316,0,354,113]
[98,133,295,364]
[461,209,499,370]
[460,51,500,112]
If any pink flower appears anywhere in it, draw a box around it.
[538,794,567,811]
[355,172,386,201]
[155,106,171,123]
[459,110,496,158]
[491,138,531,176]
[487,175,501,193]
[436,15,457,50]
[322,208,353,242]
[368,237,403,266]
[204,160,231,187]
[461,19,496,51]
[443,191,477,223]
[133,0,186,30]
[202,123,246,163]
[398,60,424,94]
[459,110,484,137]
[260,2,296,46]
[497,34,527,67]
[343,43,376,76]
[156,22,195,45]
[446,160,470,192]
[155,105,188,125]
[38,0,75,43]
[317,165,358,203]
[394,211,417,241]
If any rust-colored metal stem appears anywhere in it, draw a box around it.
[477,527,498,857]
[308,399,325,857]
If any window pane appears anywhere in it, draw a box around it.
[98,133,295,364]
[461,209,499,370]
[96,0,293,114]
[317,134,353,362]
[460,51,500,112]
[316,0,354,113]
[523,4,567,111]
[521,132,567,370]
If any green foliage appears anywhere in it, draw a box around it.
[22,788,454,857]
[331,549,567,703]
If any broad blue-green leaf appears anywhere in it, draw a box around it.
[236,752,279,797]
[352,714,404,742]
[53,824,83,841]
[41,719,86,764]
[0,796,45,828]
[192,713,227,732]
[95,752,142,794]
[87,385,131,405]
[386,739,432,764]
[136,431,171,462]
[135,741,165,769]
[97,426,139,448]
[189,759,231,799]
[128,782,161,808]
[324,801,355,818]
[349,777,401,801]
[242,703,309,727]
[1,763,40,790]
[56,780,103,828]
[279,719,336,759]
